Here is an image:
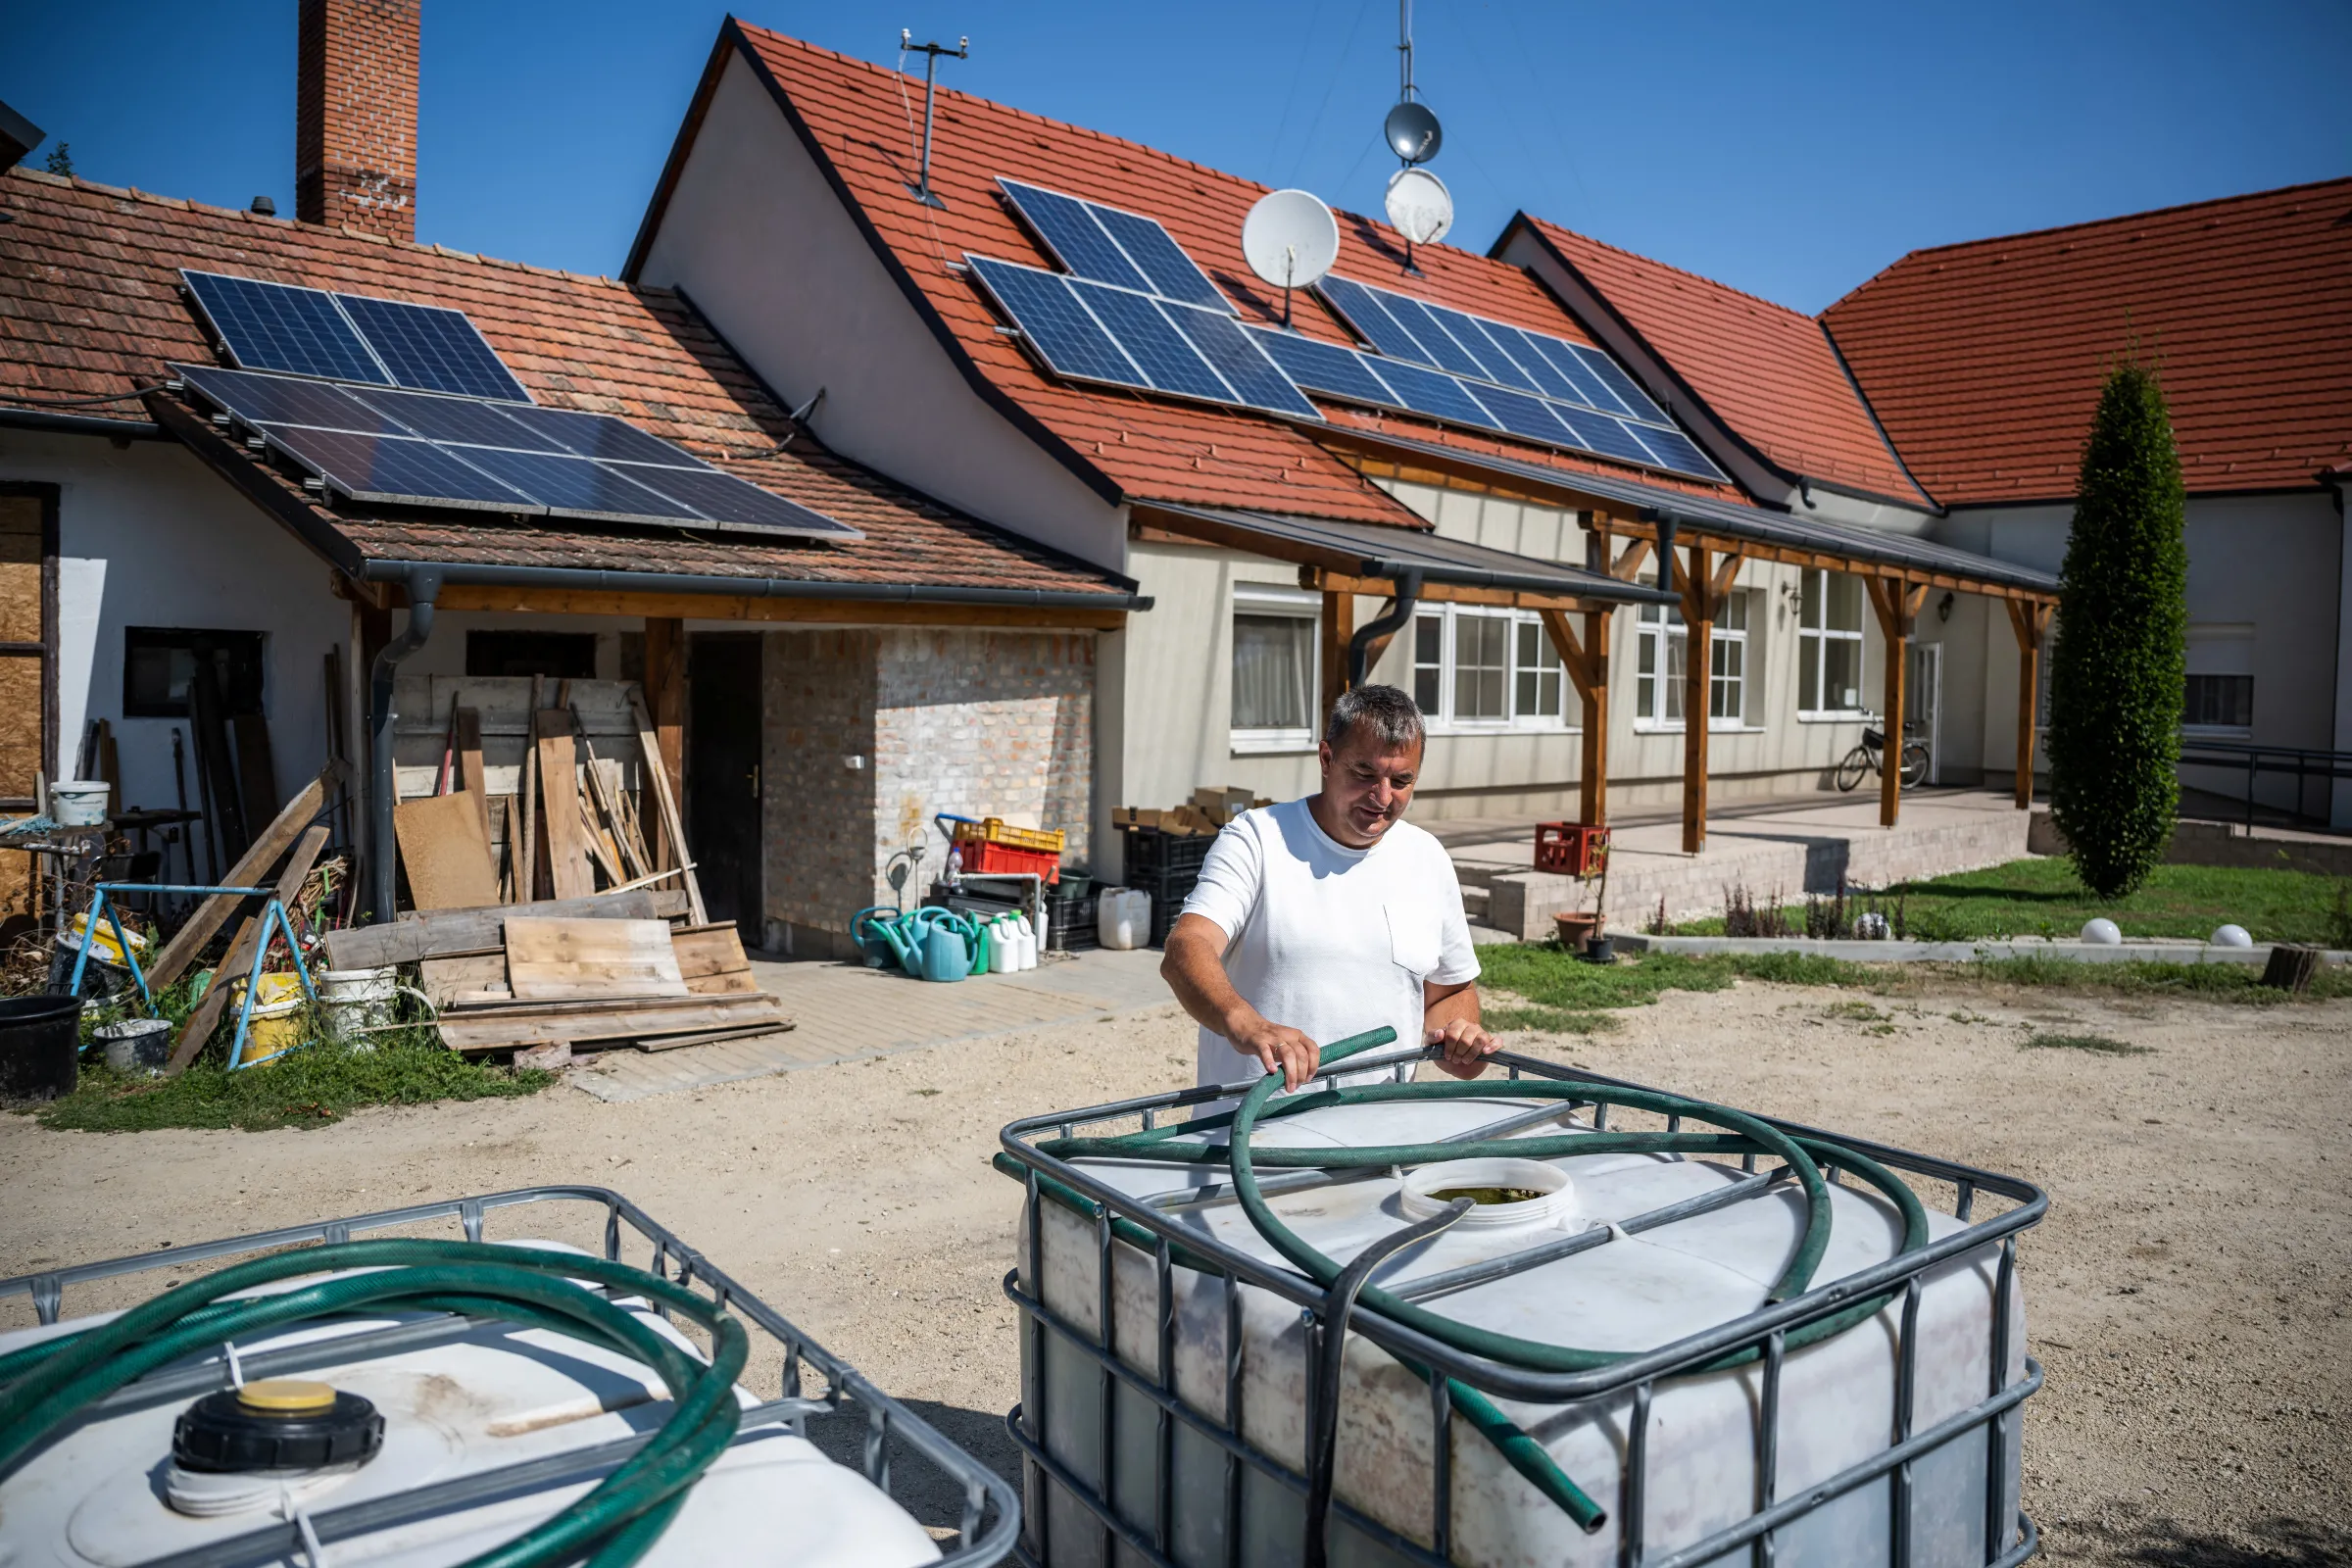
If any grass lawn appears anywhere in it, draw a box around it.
[1667,858,2349,945]
[1474,943,2352,1034]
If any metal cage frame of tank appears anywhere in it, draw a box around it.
[998,1046,2049,1568]
[0,1185,1021,1567]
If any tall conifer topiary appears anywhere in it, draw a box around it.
[2047,357,2187,899]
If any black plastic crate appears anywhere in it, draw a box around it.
[1138,866,1200,948]
[1044,888,1100,953]
[1118,825,1214,880]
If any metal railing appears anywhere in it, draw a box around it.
[2176,740,2352,829]
[999,1047,2046,1568]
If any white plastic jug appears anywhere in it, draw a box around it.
[1013,914,1038,970]
[990,916,1018,974]
[1097,887,1151,951]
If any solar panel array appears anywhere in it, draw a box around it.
[970,183,1727,483]
[175,364,860,540]
[183,271,532,402]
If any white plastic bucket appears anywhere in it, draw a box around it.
[318,966,399,1042]
[97,1017,172,1074]
[50,781,109,826]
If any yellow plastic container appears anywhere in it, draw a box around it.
[963,817,1066,855]
[67,912,148,966]
[230,972,310,1065]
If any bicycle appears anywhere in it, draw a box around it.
[1836,716,1930,792]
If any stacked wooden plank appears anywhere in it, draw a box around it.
[387,676,705,923]
[321,889,789,1054]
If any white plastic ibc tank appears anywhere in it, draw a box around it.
[0,1241,946,1568]
[1015,1091,2027,1568]
[1098,888,1151,951]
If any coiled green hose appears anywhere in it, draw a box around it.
[1007,1027,1931,1534]
[0,1239,748,1568]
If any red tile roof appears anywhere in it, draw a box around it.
[1823,178,2352,505]
[0,167,1132,598]
[1507,217,1929,507]
[699,24,1737,525]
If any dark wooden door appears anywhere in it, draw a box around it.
[686,633,762,938]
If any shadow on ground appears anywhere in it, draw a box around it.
[803,1396,1020,1537]
[2065,1514,2352,1567]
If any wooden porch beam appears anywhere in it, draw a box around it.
[642,617,686,872]
[1865,575,1931,827]
[427,584,1130,630]
[2005,597,2052,810]
[1302,570,1616,613]
[1541,606,1611,827]
[1320,588,1353,714]
[1678,542,1713,855]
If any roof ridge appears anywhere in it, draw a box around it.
[2,166,636,294]
[1852,175,2352,274]
[1524,213,1820,325]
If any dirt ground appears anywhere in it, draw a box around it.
[4,975,2347,1565]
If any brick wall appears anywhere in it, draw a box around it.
[760,630,878,947]
[297,0,419,241]
[758,628,1096,950]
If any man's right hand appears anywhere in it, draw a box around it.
[1232,1017,1321,1092]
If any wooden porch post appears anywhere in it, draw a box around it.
[1865,576,1930,827]
[1541,608,1607,827]
[642,617,687,868]
[1320,588,1353,716]
[1679,543,1713,855]
[2005,598,2051,809]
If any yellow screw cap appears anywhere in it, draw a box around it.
[236,1379,337,1415]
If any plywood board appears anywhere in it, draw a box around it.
[395,790,503,911]
[321,888,686,969]
[436,992,786,1052]
[504,916,687,1001]
[419,953,509,1008]
[535,714,593,901]
[456,708,492,844]
[670,923,760,995]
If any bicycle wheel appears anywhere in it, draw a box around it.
[1900,743,1931,788]
[1835,747,1871,792]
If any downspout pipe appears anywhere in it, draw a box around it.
[368,565,442,924]
[1348,568,1423,689]
[1654,517,1678,602]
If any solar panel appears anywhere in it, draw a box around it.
[351,387,569,452]
[1551,407,1659,466]
[1620,423,1725,481]
[1568,345,1671,423]
[1381,295,1490,380]
[497,404,717,467]
[266,427,535,510]
[1085,204,1230,312]
[1491,325,1584,403]
[1069,281,1234,403]
[1469,384,1575,446]
[182,271,390,385]
[177,365,406,435]
[1247,328,1401,408]
[1163,306,1318,418]
[969,258,1147,390]
[612,464,858,536]
[1522,335,1629,414]
[998,180,1153,295]
[1451,316,1545,395]
[452,448,689,523]
[334,294,532,402]
[1371,361,1499,430]
[1316,277,1435,365]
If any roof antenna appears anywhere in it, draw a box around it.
[902,30,968,210]
[1381,0,1446,276]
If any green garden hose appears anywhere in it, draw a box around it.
[0,1238,748,1568]
[1004,1027,1932,1534]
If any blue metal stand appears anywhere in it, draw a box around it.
[69,883,320,1069]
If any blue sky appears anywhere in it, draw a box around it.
[10,1,2345,314]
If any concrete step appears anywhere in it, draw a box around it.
[1458,883,1491,921]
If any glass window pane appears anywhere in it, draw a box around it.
[1233,612,1312,729]
[1720,592,1746,631]
[1800,633,1820,711]
[1663,628,1686,721]
[1825,636,1862,710]
[1412,612,1444,715]
[1415,613,1443,663]
[1800,570,1823,630]
[1827,573,1864,633]
[1414,664,1442,712]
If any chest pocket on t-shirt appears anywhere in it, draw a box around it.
[1384,903,1443,978]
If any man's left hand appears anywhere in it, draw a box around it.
[1426,1016,1499,1080]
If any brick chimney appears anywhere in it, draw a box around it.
[296,0,419,241]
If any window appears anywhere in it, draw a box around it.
[1231,584,1317,746]
[2183,675,2253,729]
[1798,569,1865,715]
[122,628,266,718]
[466,630,597,679]
[1410,608,1572,729]
[1638,591,1749,727]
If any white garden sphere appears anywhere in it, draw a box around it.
[2211,923,2253,948]
[2081,917,2122,946]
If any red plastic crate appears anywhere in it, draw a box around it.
[1534,821,1609,879]
[960,838,1061,885]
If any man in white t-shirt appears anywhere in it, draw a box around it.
[1160,684,1498,1091]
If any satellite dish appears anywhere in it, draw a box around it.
[1385,167,1454,247]
[1242,189,1341,291]
[1384,100,1443,166]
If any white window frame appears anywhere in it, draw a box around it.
[1634,585,1753,733]
[2181,623,2255,738]
[1408,606,1573,733]
[1229,583,1320,754]
[1796,568,1868,720]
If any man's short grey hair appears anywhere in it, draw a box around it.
[1325,684,1426,751]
